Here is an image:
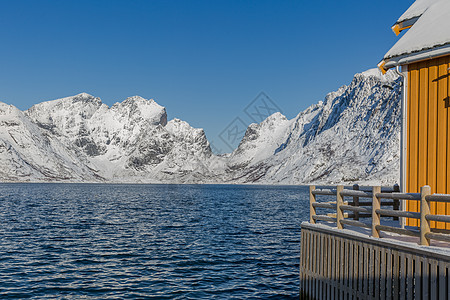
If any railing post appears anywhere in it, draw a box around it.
[372,186,381,238]
[310,185,316,224]
[353,184,360,220]
[393,184,400,221]
[392,184,400,221]
[336,185,344,229]
[420,185,431,246]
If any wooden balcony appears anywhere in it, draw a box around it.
[300,185,450,299]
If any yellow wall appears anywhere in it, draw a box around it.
[406,55,450,228]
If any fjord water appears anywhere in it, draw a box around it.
[0,184,309,299]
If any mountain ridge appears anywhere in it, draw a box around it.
[0,68,401,185]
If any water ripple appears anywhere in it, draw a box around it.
[0,183,309,299]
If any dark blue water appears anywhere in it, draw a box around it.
[0,184,309,299]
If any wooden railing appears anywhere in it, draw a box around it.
[310,184,450,246]
[300,223,450,299]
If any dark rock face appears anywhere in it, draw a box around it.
[74,137,102,157]
[127,128,175,170]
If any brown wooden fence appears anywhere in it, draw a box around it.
[309,185,450,246]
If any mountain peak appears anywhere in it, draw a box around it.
[76,92,94,98]
[356,68,399,82]
[110,96,167,126]
[0,68,401,185]
[33,93,102,107]
[263,112,287,123]
[119,95,160,110]
[358,68,384,79]
[123,95,153,105]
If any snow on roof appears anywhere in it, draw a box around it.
[395,0,434,24]
[382,0,450,65]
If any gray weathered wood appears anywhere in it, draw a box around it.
[353,184,360,220]
[300,207,450,300]
[312,202,337,209]
[339,189,372,198]
[422,258,429,300]
[374,247,380,298]
[399,253,406,300]
[312,232,316,299]
[425,213,450,223]
[425,232,450,242]
[339,205,371,214]
[430,260,437,300]
[386,248,392,300]
[339,237,344,296]
[352,241,358,299]
[376,192,421,200]
[425,194,450,202]
[332,237,337,300]
[375,225,420,237]
[406,254,413,299]
[393,184,400,221]
[326,236,331,300]
[313,215,337,223]
[348,201,396,206]
[312,189,337,196]
[343,240,348,296]
[368,245,374,297]
[319,234,323,300]
[414,257,421,299]
[375,208,420,219]
[380,248,386,299]
[392,250,399,300]
[300,229,304,294]
[358,242,363,296]
[438,261,446,300]
[339,219,371,228]
[314,233,318,299]
[347,213,372,219]
[308,231,312,297]
[364,245,369,297]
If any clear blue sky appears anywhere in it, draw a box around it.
[0,0,411,153]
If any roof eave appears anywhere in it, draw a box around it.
[391,16,420,36]
[379,43,450,72]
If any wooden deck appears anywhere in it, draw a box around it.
[300,185,450,299]
[300,223,450,300]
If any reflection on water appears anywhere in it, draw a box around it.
[0,183,309,299]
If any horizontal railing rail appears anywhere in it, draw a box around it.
[375,208,420,219]
[426,194,450,203]
[339,189,373,198]
[376,192,421,200]
[309,184,450,246]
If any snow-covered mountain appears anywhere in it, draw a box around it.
[1,93,216,182]
[0,68,401,184]
[225,69,401,185]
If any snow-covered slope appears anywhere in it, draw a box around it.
[8,93,214,183]
[0,102,100,181]
[0,68,401,184]
[224,68,401,185]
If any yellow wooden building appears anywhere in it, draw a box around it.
[378,0,450,227]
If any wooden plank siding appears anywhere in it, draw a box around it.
[406,55,450,228]
[300,223,450,299]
